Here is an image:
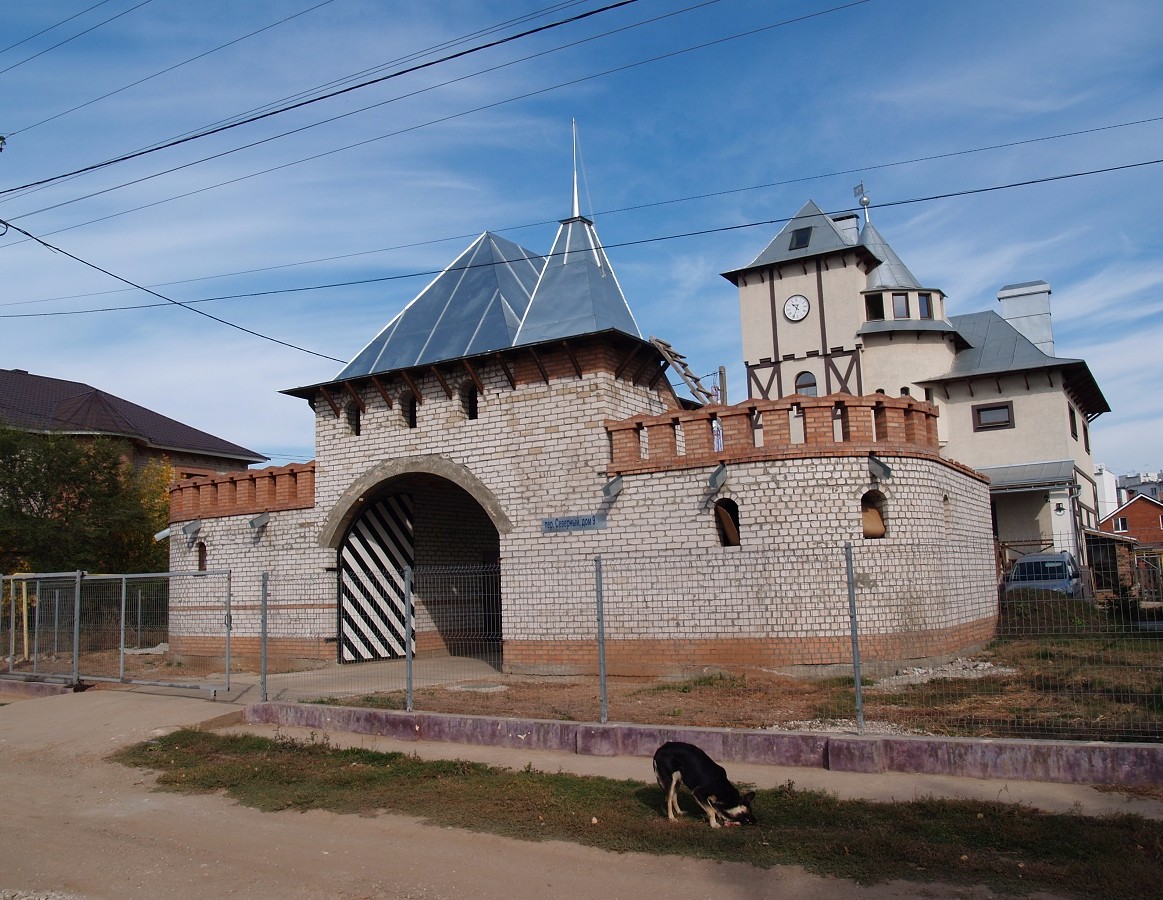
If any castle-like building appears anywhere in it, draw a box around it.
[165,190,1006,676]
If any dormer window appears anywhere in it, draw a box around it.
[788,227,812,251]
[892,292,910,318]
[918,293,933,319]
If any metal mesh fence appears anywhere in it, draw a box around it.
[253,538,1163,742]
[2,571,232,691]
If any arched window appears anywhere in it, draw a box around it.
[861,490,886,539]
[794,371,817,397]
[459,382,479,420]
[401,393,418,429]
[196,541,208,571]
[714,498,741,547]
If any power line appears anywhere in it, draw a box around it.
[0,0,118,55]
[0,0,644,198]
[3,0,726,227]
[0,0,157,77]
[0,214,345,363]
[5,0,341,139]
[5,109,1161,308]
[4,157,1160,330]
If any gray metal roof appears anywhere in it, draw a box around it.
[926,311,1109,416]
[859,222,924,291]
[976,460,1076,492]
[514,214,640,345]
[736,200,861,271]
[335,232,544,379]
[857,319,959,338]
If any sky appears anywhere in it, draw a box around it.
[1,0,1161,475]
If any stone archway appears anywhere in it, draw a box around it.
[328,457,510,664]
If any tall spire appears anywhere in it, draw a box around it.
[571,118,581,218]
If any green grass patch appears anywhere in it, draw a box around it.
[114,729,1163,897]
[637,672,743,694]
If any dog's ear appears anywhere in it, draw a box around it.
[741,791,756,805]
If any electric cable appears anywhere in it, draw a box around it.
[0,0,156,77]
[5,0,341,139]
[0,0,644,197]
[4,157,1159,330]
[0,0,117,55]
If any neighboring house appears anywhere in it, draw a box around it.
[0,368,266,478]
[1094,463,1120,520]
[1098,494,1163,597]
[164,187,996,674]
[721,200,1110,566]
[1101,494,1163,552]
[1118,471,1162,504]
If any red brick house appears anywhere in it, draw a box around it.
[1101,494,1163,552]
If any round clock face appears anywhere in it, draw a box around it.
[783,294,810,322]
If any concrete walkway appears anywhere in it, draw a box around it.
[4,682,1160,820]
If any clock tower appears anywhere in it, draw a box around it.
[722,200,879,400]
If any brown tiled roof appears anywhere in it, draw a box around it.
[0,368,266,464]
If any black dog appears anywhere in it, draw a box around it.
[652,741,757,828]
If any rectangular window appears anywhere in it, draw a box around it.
[788,227,812,250]
[918,292,933,319]
[865,293,884,321]
[1114,516,1128,533]
[892,292,909,318]
[972,401,1015,431]
[1068,405,1078,439]
[1083,421,1090,452]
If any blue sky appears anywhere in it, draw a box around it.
[2,0,1161,474]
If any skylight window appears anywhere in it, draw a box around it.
[788,227,812,251]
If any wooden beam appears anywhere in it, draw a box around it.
[401,371,424,404]
[561,341,583,378]
[462,359,485,394]
[494,353,516,389]
[318,386,342,418]
[630,353,655,385]
[431,366,454,399]
[343,381,366,413]
[528,347,549,383]
[370,375,394,408]
[615,346,641,379]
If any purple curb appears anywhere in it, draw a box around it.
[242,702,1163,788]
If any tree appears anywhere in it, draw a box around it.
[0,426,170,574]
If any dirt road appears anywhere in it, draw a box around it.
[0,690,1036,899]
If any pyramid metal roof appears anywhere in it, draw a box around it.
[0,368,266,463]
[336,231,544,379]
[513,214,641,346]
[859,222,924,291]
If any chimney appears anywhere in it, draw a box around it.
[998,280,1054,356]
[833,213,859,244]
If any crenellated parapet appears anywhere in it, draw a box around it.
[169,462,316,523]
[605,393,944,475]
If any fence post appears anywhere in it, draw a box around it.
[6,577,14,673]
[260,572,268,703]
[404,566,414,713]
[595,555,608,724]
[118,576,128,682]
[71,571,83,685]
[31,580,41,675]
[844,542,865,734]
[224,571,233,694]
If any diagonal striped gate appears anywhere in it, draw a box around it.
[337,494,413,662]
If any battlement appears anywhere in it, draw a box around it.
[606,393,942,475]
[170,462,316,523]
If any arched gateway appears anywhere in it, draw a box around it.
[330,465,509,664]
